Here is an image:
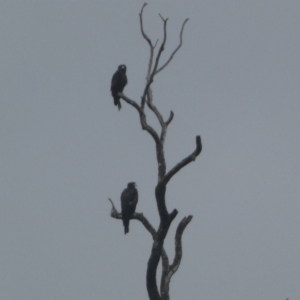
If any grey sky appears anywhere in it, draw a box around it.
[1,1,300,299]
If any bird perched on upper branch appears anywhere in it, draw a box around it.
[110,65,127,110]
[121,182,138,234]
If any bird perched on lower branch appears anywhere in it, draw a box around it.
[121,182,138,234]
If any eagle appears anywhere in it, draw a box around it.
[111,64,127,110]
[121,182,138,234]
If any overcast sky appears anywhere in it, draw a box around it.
[1,1,300,300]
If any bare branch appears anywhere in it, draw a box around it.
[118,92,160,145]
[108,198,118,216]
[119,92,169,182]
[160,111,174,144]
[160,252,170,300]
[169,215,193,272]
[159,14,168,49]
[155,18,189,75]
[142,14,169,106]
[160,216,193,300]
[165,111,174,126]
[151,16,168,76]
[146,44,155,82]
[160,128,167,147]
[146,90,165,128]
[162,135,202,185]
[139,3,152,48]
[144,88,165,134]
[139,2,155,109]
[118,92,140,111]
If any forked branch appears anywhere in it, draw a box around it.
[155,18,189,75]
[160,215,193,300]
[170,215,193,272]
[109,197,193,300]
[139,4,189,109]
[162,135,202,185]
[118,92,160,144]
[108,198,169,271]
[151,16,168,78]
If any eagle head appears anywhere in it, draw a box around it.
[118,64,127,72]
[127,182,136,189]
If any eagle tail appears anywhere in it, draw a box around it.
[122,218,130,234]
[113,96,121,110]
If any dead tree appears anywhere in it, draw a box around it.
[108,3,202,300]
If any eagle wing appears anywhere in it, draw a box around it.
[129,188,138,207]
[121,186,137,234]
[111,70,127,93]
